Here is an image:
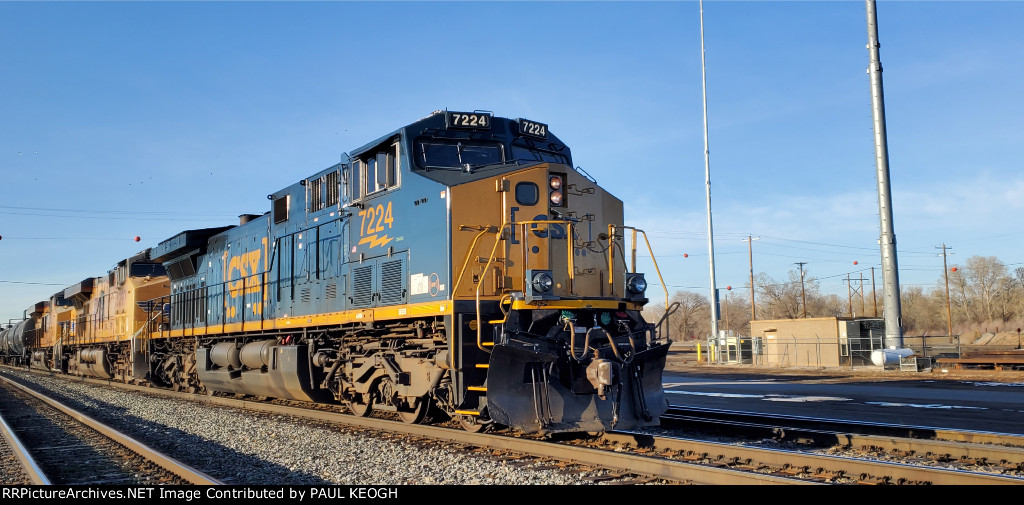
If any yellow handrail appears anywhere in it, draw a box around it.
[608,225,670,310]
[452,225,498,296]
[475,219,578,353]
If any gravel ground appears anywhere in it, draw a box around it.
[0,433,32,484]
[2,371,616,485]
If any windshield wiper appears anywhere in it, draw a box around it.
[462,159,522,172]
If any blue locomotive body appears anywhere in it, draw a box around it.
[141,110,671,434]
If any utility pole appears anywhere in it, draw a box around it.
[846,274,853,317]
[743,236,759,322]
[795,262,808,318]
[723,288,730,334]
[866,0,904,348]
[848,273,863,317]
[871,266,878,317]
[939,244,954,343]
[859,273,866,316]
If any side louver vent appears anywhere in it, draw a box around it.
[380,259,405,305]
[351,265,373,308]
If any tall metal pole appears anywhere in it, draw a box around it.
[939,244,953,343]
[865,0,903,348]
[699,0,720,343]
[795,262,807,318]
[744,236,759,322]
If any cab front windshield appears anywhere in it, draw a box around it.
[416,140,568,171]
[416,141,504,170]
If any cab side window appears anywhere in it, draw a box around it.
[348,160,363,202]
[355,140,401,200]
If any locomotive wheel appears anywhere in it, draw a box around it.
[348,394,372,417]
[459,415,487,433]
[397,398,428,424]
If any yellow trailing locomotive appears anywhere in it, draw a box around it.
[5,110,673,434]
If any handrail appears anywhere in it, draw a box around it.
[130,310,165,377]
[452,225,499,296]
[608,225,670,310]
[475,219,578,354]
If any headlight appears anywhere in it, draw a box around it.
[549,175,563,190]
[532,272,554,293]
[549,190,563,206]
[627,274,647,295]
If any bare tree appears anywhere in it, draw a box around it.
[643,290,711,341]
[961,256,1010,322]
[947,265,973,325]
[754,270,819,319]
[814,293,847,318]
[901,285,947,335]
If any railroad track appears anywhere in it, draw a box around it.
[5,366,1024,485]
[0,374,222,485]
[661,405,1024,474]
[1,405,47,484]
[594,431,1022,485]
[0,368,800,485]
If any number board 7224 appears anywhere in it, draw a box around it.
[446,111,491,129]
[518,119,548,139]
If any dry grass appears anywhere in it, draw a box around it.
[955,319,1024,346]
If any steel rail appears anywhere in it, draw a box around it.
[0,373,223,485]
[0,407,50,485]
[6,369,807,485]
[662,411,1024,472]
[665,405,1024,447]
[157,389,810,485]
[22,366,1023,484]
[602,431,1024,485]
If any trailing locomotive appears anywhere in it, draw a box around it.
[7,110,672,435]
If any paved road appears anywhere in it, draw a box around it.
[663,368,1024,435]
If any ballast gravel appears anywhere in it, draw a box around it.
[3,370,609,485]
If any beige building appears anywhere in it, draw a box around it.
[748,317,885,368]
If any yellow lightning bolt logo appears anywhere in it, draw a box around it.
[359,234,394,249]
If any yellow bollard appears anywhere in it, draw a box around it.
[696,343,702,363]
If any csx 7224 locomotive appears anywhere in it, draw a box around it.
[6,110,672,434]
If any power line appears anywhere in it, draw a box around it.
[0,279,66,286]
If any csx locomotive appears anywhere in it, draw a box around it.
[2,110,672,434]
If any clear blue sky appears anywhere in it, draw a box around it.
[2,1,1022,322]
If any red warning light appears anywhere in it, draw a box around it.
[726,286,732,290]
[134,236,141,242]
[683,253,688,258]
[853,261,858,265]
[951,267,957,272]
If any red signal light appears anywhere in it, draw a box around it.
[134,236,141,242]
[726,286,732,290]
[951,267,957,272]
[683,253,688,258]
[853,261,858,265]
